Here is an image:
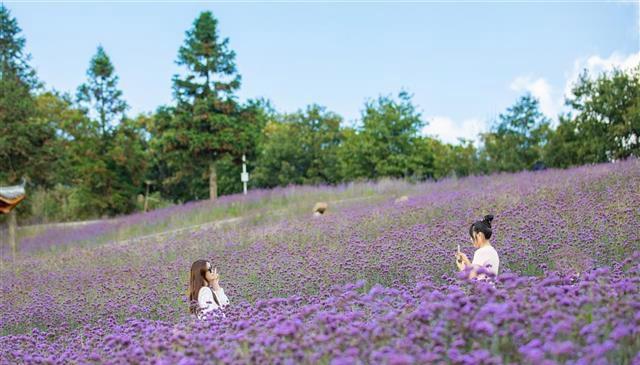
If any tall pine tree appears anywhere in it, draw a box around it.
[158,11,245,201]
[0,5,56,186]
[76,46,128,137]
[73,46,141,216]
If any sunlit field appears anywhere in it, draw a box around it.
[1,160,639,364]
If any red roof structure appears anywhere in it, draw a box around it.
[0,184,26,214]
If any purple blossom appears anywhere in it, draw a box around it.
[1,159,639,364]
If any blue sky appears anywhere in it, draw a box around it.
[6,1,639,144]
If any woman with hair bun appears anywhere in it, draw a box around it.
[455,214,500,280]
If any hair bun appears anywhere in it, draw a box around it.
[483,214,494,227]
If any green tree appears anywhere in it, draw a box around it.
[564,67,640,162]
[422,137,451,180]
[0,5,56,186]
[33,92,86,186]
[146,106,197,202]
[148,99,268,202]
[337,126,367,181]
[405,136,437,181]
[341,92,427,180]
[107,116,149,213]
[543,114,581,168]
[420,137,480,179]
[480,94,550,173]
[252,105,342,187]
[447,139,481,177]
[76,46,128,136]
[71,46,145,216]
[172,11,245,201]
[250,120,295,188]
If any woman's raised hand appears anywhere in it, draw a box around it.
[455,252,470,271]
[210,267,221,290]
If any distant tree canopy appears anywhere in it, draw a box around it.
[339,92,433,181]
[66,46,148,216]
[252,105,342,187]
[480,94,551,173]
[1,6,638,223]
[566,68,640,162]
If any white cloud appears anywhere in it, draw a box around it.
[422,116,486,145]
[422,52,639,146]
[563,51,640,98]
[509,76,561,119]
[507,51,640,126]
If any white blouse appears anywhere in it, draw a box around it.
[197,286,230,319]
[471,244,500,279]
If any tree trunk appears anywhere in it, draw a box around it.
[209,162,218,201]
[144,182,150,212]
[8,210,17,260]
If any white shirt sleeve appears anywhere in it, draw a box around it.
[198,287,230,317]
[198,287,217,316]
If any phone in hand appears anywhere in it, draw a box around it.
[456,244,462,263]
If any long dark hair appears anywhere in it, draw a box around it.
[469,214,494,240]
[188,260,209,314]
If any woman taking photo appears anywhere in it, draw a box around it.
[455,214,500,280]
[188,260,230,319]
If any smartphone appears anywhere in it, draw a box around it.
[457,244,461,254]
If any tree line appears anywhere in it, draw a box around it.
[1,7,638,223]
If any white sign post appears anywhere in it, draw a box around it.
[241,154,249,195]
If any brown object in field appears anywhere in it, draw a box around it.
[313,202,328,215]
[0,184,26,214]
[394,195,409,204]
[1,183,26,259]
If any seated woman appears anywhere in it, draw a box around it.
[455,215,500,280]
[188,260,230,319]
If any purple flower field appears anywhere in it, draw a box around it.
[1,160,639,364]
[4,182,378,256]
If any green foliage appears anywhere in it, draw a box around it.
[337,127,367,181]
[76,46,128,136]
[543,115,581,168]
[561,67,640,163]
[340,92,431,180]
[67,47,145,216]
[481,94,551,173]
[252,105,343,187]
[151,11,262,201]
[3,6,639,225]
[145,106,198,202]
[134,191,172,213]
[420,138,481,179]
[28,184,86,223]
[0,6,56,186]
[446,139,482,177]
[149,99,268,202]
[174,11,240,105]
[106,116,149,213]
[0,5,38,87]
